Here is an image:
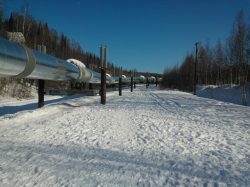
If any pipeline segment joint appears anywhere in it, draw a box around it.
[14,44,36,78]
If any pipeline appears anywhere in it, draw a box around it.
[0,37,148,84]
[0,37,101,83]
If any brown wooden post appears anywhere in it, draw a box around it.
[100,67,106,104]
[119,67,122,96]
[130,71,133,92]
[133,70,136,89]
[38,79,45,108]
[119,77,122,96]
[38,45,46,108]
[89,83,93,90]
[100,46,107,105]
[146,72,149,89]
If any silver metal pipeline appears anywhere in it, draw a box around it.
[106,75,146,84]
[0,37,98,83]
[0,37,149,84]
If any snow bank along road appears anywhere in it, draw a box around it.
[0,86,249,186]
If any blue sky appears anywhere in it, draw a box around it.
[3,0,250,73]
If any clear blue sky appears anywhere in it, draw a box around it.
[3,0,250,73]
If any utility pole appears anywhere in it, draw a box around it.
[194,42,199,95]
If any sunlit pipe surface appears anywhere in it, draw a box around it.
[0,38,147,84]
[109,76,145,84]
[0,38,103,83]
[0,38,83,81]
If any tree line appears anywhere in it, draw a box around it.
[0,2,132,76]
[161,10,250,92]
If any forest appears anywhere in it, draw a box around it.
[0,2,161,98]
[161,10,250,93]
[0,2,137,77]
[2,3,249,97]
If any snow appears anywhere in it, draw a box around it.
[0,85,249,186]
[0,94,83,116]
[197,84,250,106]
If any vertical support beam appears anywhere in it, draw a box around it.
[89,83,93,90]
[100,46,107,105]
[130,71,133,92]
[119,67,122,96]
[146,72,149,89]
[100,67,106,104]
[38,79,45,108]
[156,76,158,87]
[133,70,136,89]
[119,77,122,96]
[38,45,46,108]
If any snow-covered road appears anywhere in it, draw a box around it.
[0,86,249,186]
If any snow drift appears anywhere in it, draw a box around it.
[197,83,250,106]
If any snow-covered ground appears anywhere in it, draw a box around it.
[0,85,249,186]
[197,84,250,106]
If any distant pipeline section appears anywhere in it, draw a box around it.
[0,37,148,84]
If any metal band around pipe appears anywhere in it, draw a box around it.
[14,44,36,78]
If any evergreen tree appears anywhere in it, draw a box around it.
[0,1,5,37]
